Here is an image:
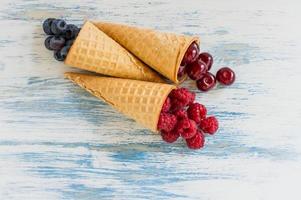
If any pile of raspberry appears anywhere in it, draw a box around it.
[157,88,218,149]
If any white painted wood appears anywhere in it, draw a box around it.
[1,0,301,199]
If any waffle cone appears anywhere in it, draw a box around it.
[93,21,200,84]
[65,72,176,131]
[65,21,164,83]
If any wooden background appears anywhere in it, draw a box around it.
[1,0,301,199]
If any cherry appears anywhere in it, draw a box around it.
[181,42,199,66]
[196,72,216,92]
[186,59,207,80]
[177,65,186,80]
[186,60,207,80]
[216,67,235,85]
[198,52,213,71]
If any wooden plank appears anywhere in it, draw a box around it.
[0,0,301,199]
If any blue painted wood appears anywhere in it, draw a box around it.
[1,0,301,199]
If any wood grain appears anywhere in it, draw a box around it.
[1,0,301,199]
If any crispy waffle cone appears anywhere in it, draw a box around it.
[65,72,176,131]
[65,21,164,83]
[93,21,200,84]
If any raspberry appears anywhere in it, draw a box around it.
[176,118,197,139]
[200,116,219,135]
[170,99,186,111]
[157,113,177,132]
[173,109,188,120]
[161,97,171,113]
[187,103,207,124]
[186,131,205,149]
[170,88,196,104]
[169,88,195,111]
[161,130,180,143]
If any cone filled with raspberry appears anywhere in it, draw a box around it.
[65,72,219,149]
[65,72,176,131]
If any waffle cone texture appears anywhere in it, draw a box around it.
[65,72,176,131]
[65,21,164,83]
[94,21,200,84]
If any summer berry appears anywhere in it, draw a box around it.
[64,24,80,39]
[51,19,67,35]
[54,45,70,61]
[44,35,54,50]
[170,91,196,111]
[186,131,205,149]
[181,42,199,66]
[161,97,171,113]
[177,65,186,80]
[43,18,55,35]
[200,116,219,135]
[216,67,236,85]
[66,39,75,47]
[59,45,71,59]
[169,88,195,107]
[187,103,207,124]
[198,52,213,71]
[157,113,177,132]
[177,118,197,139]
[170,99,185,111]
[54,50,65,61]
[196,72,216,92]
[49,36,65,50]
[173,109,188,120]
[161,130,180,143]
[186,59,207,80]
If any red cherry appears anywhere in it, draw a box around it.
[198,52,213,71]
[181,42,199,66]
[186,60,207,80]
[177,65,186,80]
[216,67,235,85]
[196,72,216,92]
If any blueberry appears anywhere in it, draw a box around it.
[54,45,70,61]
[54,50,65,61]
[66,39,75,47]
[51,19,67,35]
[61,45,71,57]
[44,35,54,50]
[43,18,56,35]
[64,24,80,39]
[49,36,65,50]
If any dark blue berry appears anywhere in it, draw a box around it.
[66,39,75,47]
[54,45,70,61]
[49,36,65,50]
[51,19,67,35]
[43,18,55,35]
[61,45,71,57]
[64,24,80,39]
[44,35,54,50]
[54,50,65,61]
